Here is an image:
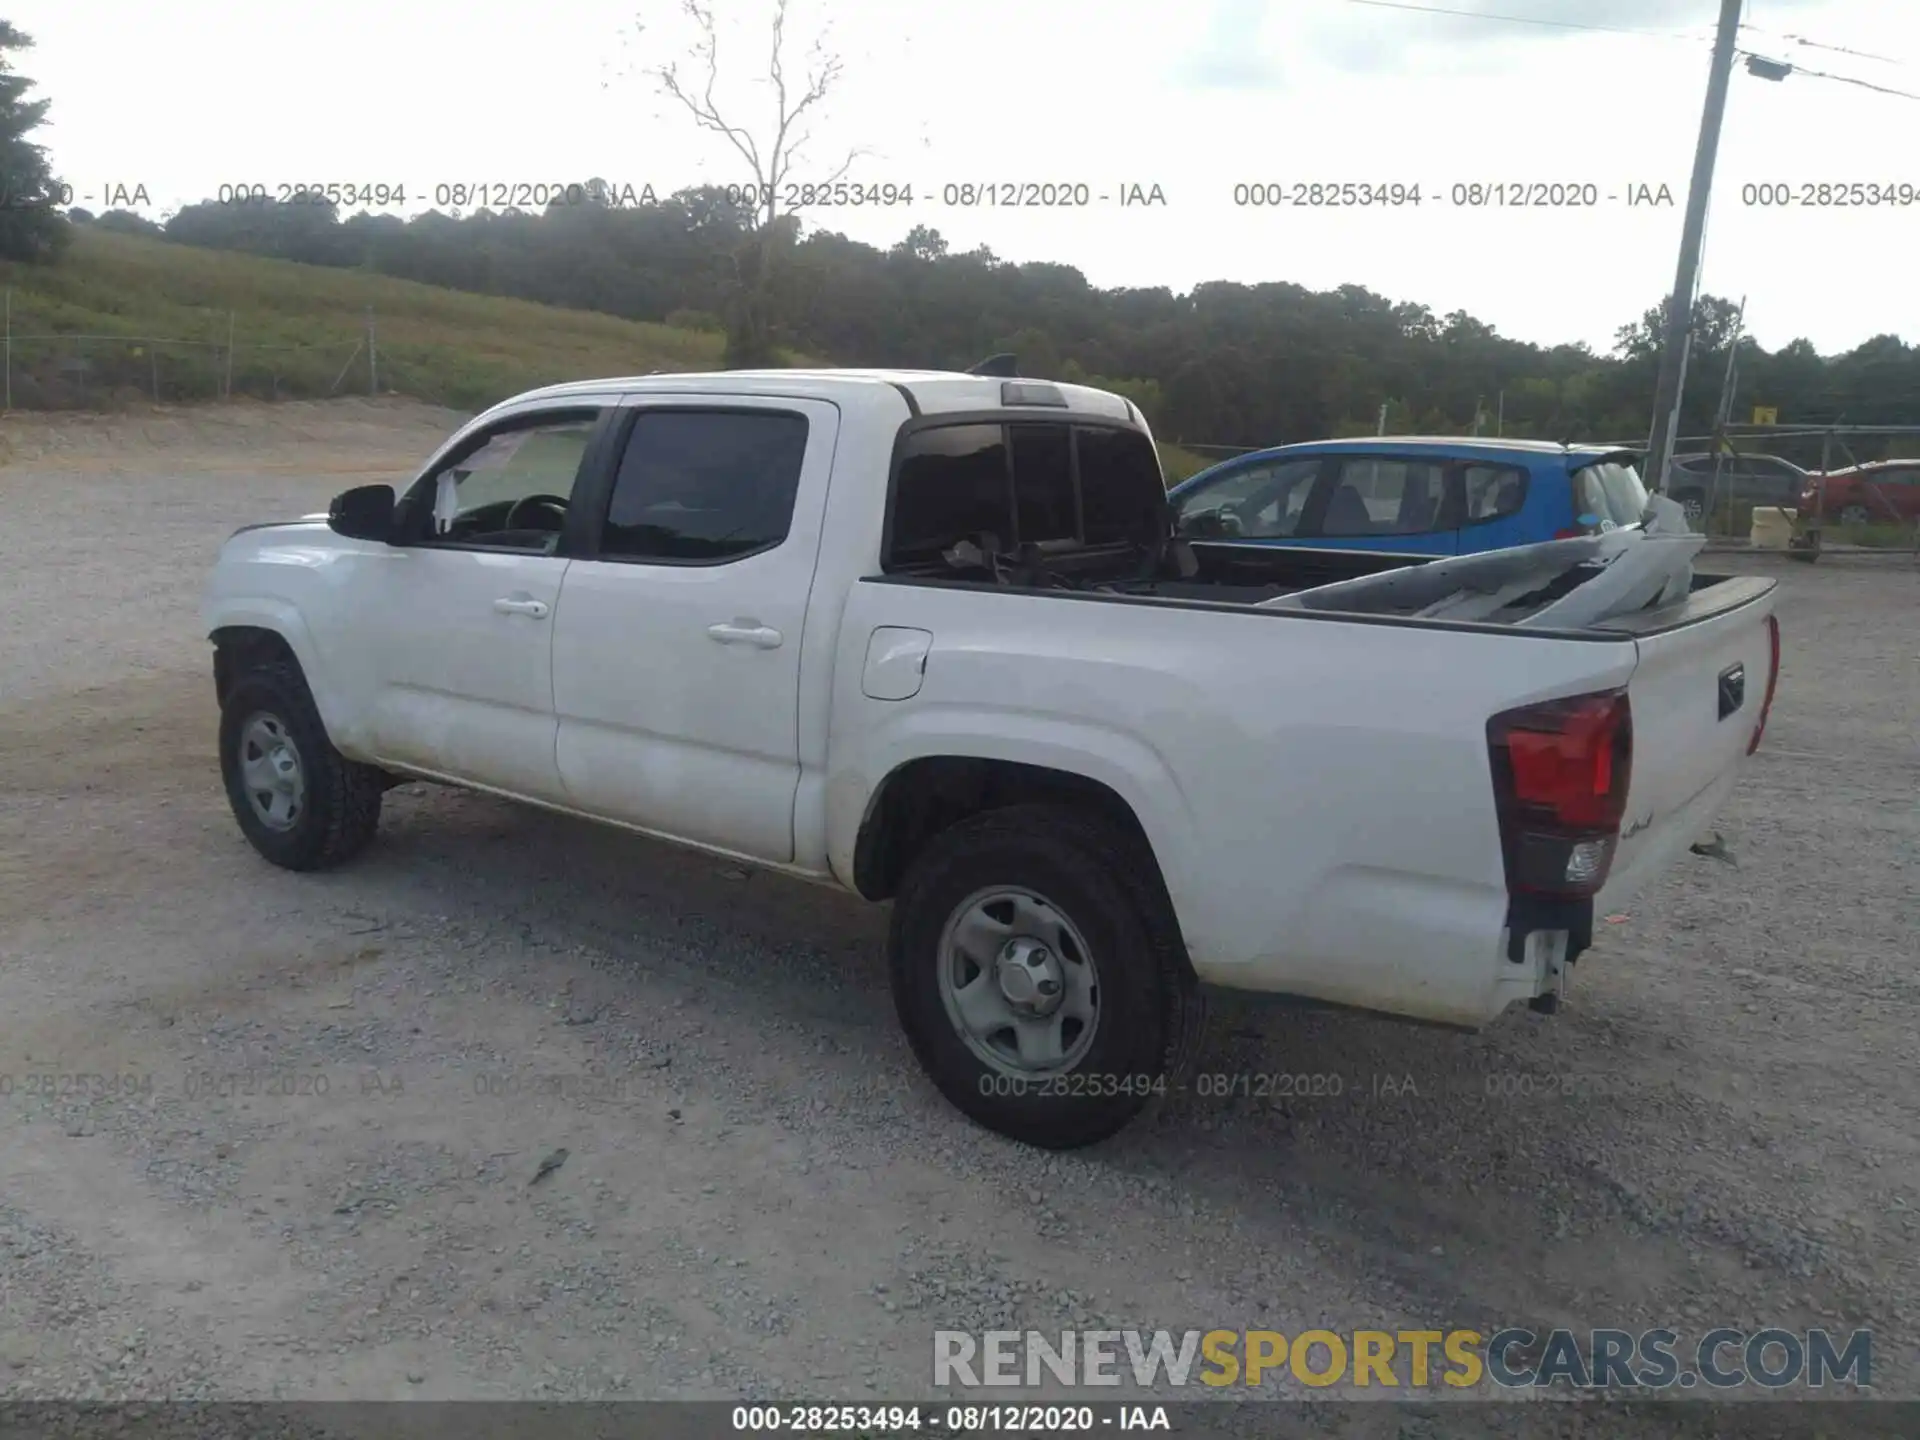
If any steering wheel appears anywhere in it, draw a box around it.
[1179,506,1243,539]
[502,494,569,531]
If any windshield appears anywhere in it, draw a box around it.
[1571,460,1650,529]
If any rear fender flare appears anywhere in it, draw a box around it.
[830,709,1203,920]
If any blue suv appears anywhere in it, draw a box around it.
[1166,438,1652,556]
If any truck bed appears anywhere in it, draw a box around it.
[902,527,1759,641]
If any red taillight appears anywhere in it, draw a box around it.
[1552,526,1585,540]
[1487,690,1633,898]
[1747,614,1781,755]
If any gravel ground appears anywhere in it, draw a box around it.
[1,401,1915,1432]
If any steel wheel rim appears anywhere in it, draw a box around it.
[1681,497,1704,524]
[1841,504,1871,524]
[936,886,1101,1078]
[237,711,306,832]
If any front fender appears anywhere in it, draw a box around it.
[202,597,349,739]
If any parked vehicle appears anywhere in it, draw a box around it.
[1797,460,1920,524]
[1166,438,1652,556]
[202,370,1780,1149]
[1665,451,1811,525]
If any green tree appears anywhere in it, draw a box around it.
[892,224,947,262]
[98,170,1920,456]
[0,20,69,262]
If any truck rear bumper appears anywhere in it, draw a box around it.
[1191,924,1576,1030]
[1184,764,1746,1028]
[1185,869,1543,1028]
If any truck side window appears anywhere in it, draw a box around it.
[403,411,600,551]
[889,424,1013,569]
[600,409,809,563]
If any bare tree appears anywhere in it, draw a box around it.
[642,0,862,367]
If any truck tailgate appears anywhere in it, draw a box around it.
[1598,575,1779,906]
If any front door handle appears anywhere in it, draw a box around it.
[493,597,550,618]
[706,621,783,649]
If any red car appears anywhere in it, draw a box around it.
[1799,461,1920,523]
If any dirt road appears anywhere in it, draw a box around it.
[2,401,1915,1427]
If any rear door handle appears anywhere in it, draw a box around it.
[493,597,550,618]
[706,621,783,649]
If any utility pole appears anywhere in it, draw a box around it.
[1646,0,1745,495]
[366,307,378,396]
[1708,295,1747,531]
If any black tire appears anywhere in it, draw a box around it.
[889,804,1195,1149]
[219,661,383,871]
[1840,503,1872,525]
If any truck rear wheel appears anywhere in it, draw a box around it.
[219,661,383,871]
[889,804,1186,1149]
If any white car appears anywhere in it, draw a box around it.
[202,369,1781,1148]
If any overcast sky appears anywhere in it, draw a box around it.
[9,0,1915,356]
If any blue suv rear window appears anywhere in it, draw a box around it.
[1572,461,1651,529]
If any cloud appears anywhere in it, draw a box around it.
[1178,0,1287,90]
[1175,0,1835,85]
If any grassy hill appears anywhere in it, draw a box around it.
[1157,443,1220,485]
[0,228,729,412]
[3,227,1203,483]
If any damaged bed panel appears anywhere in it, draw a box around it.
[1256,494,1709,630]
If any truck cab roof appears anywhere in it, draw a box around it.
[486,369,1140,425]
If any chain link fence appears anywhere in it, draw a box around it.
[1,296,389,412]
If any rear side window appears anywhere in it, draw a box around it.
[601,409,809,562]
[1321,457,1448,536]
[1461,464,1528,523]
[1572,461,1651,529]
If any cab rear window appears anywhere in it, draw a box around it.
[886,420,1164,570]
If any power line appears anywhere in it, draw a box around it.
[1780,62,1920,101]
[1785,35,1905,65]
[1739,22,1907,67]
[1340,0,1705,42]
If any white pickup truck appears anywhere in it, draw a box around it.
[202,369,1780,1148]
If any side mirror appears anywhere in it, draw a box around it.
[328,484,396,542]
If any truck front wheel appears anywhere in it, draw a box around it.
[889,804,1186,1149]
[219,661,384,871]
